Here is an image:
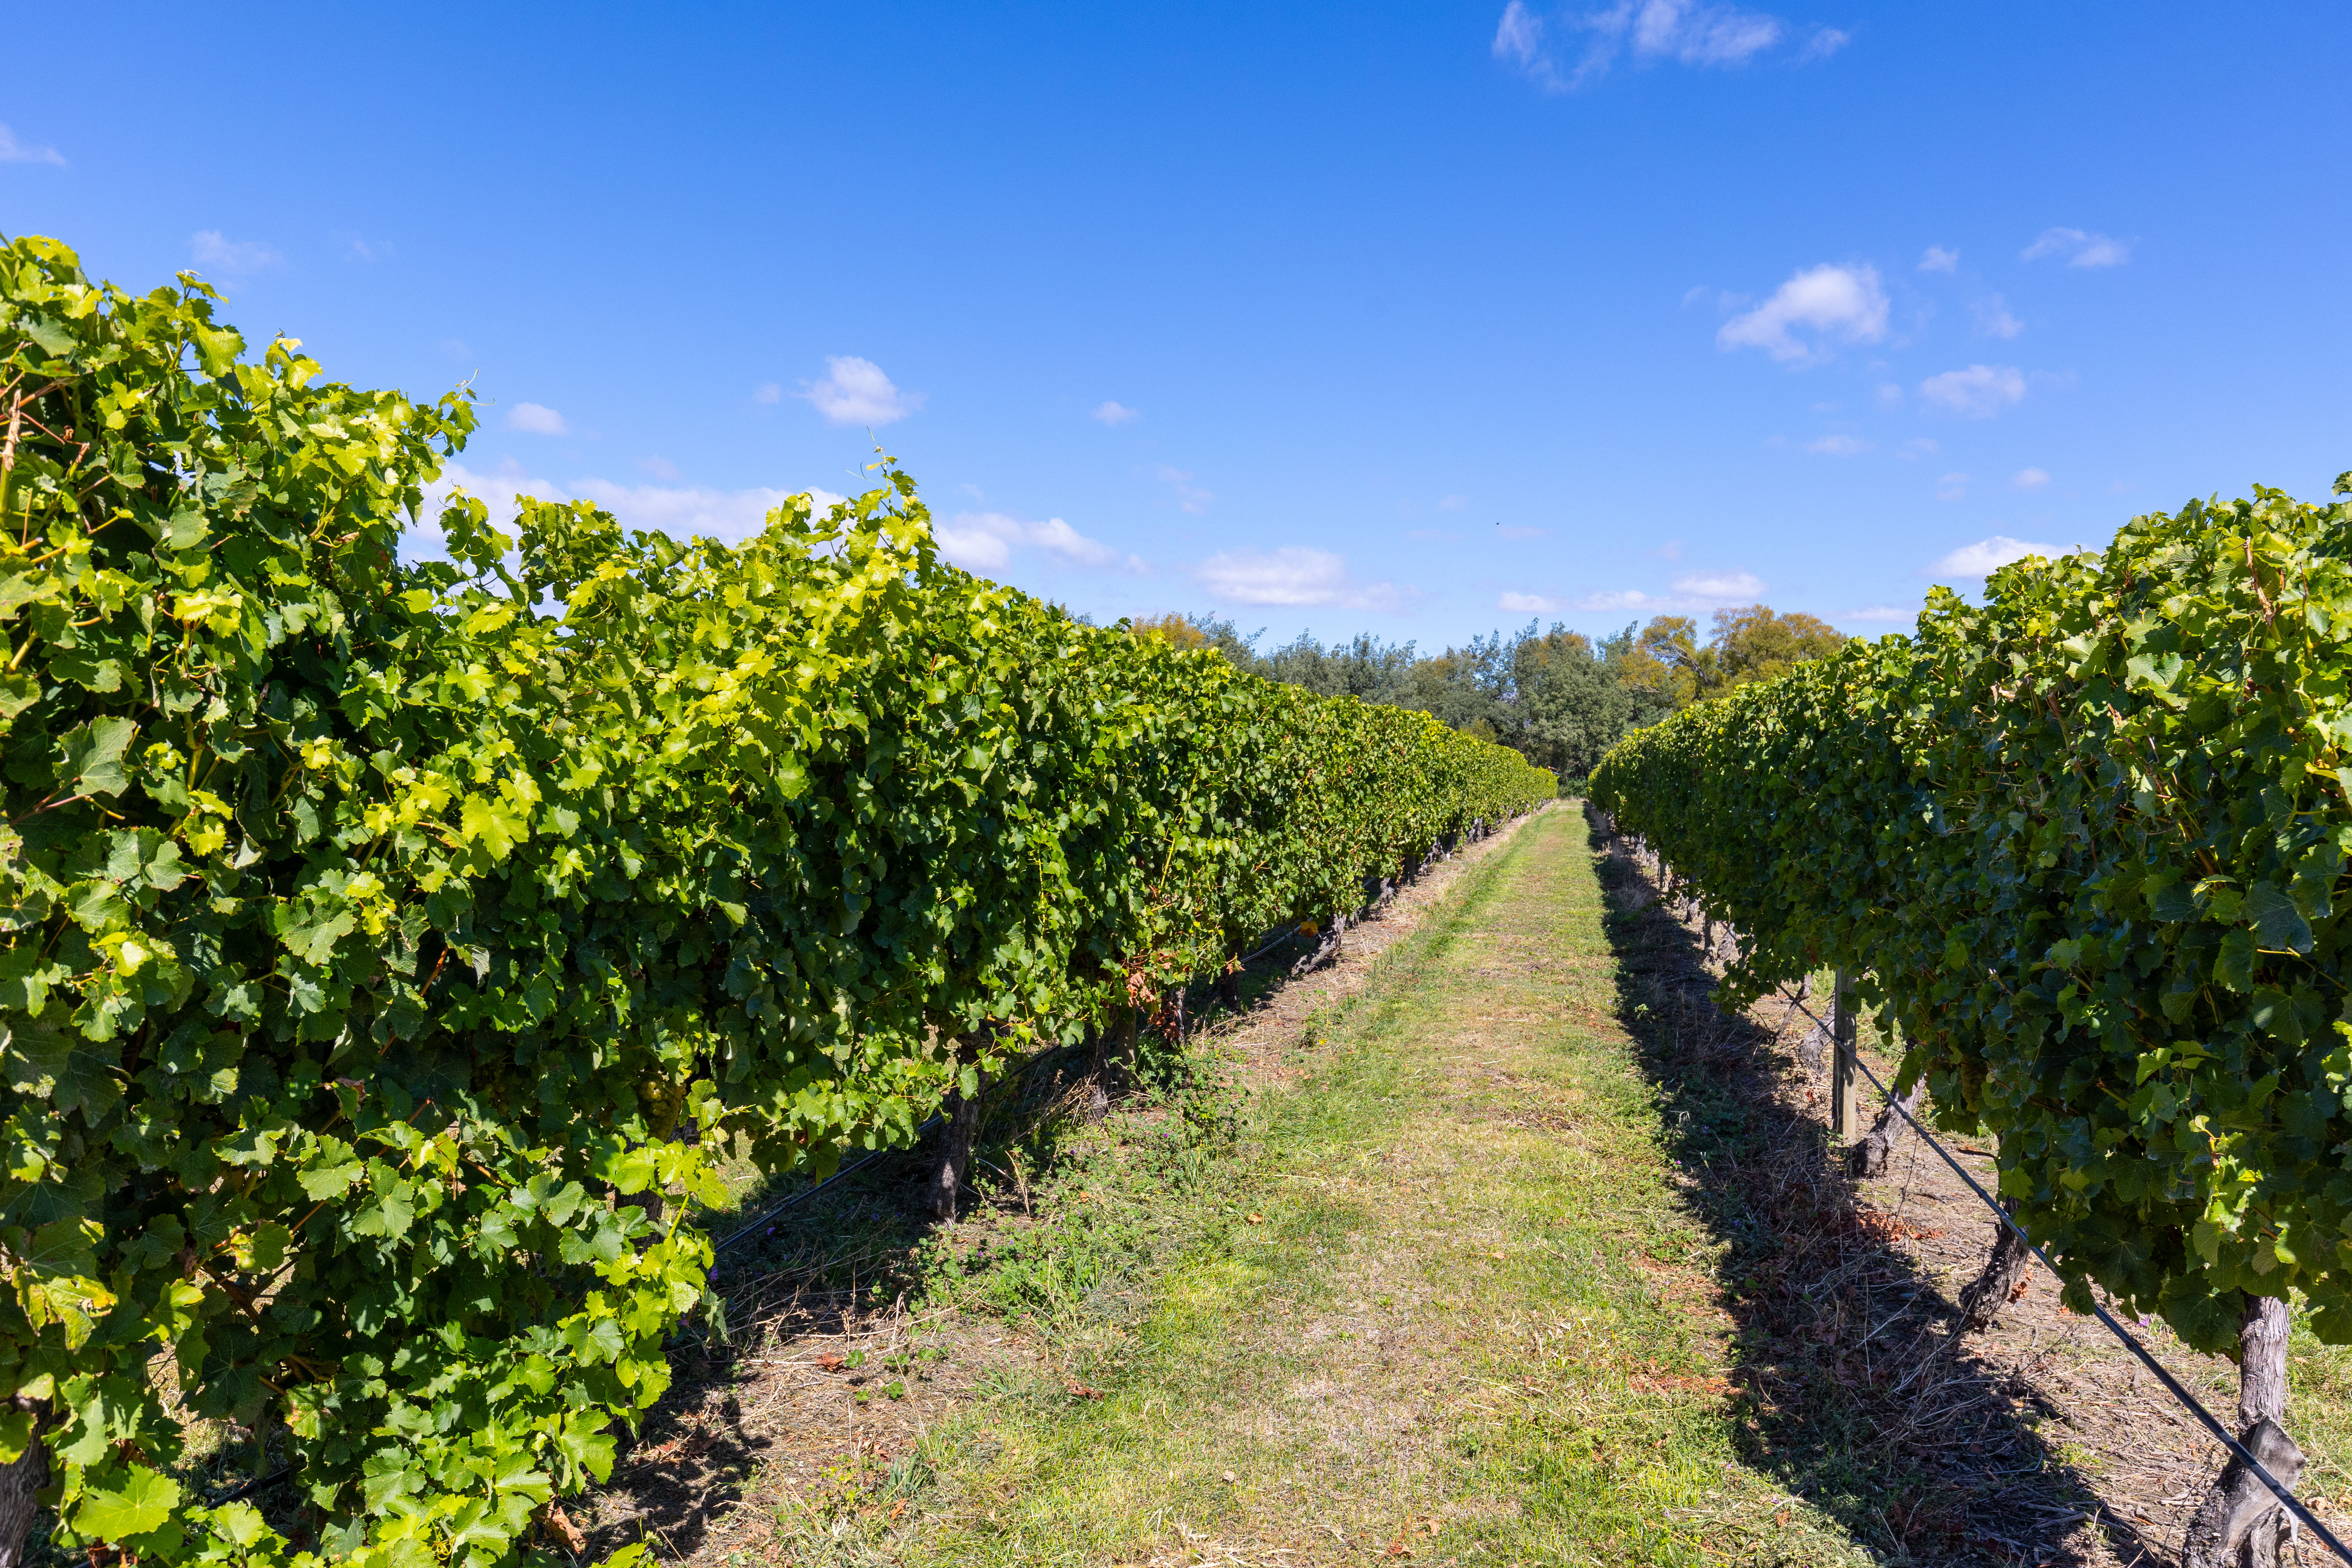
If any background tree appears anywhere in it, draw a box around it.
[1155,602,1847,778]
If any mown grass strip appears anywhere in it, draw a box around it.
[879,806,1867,1566]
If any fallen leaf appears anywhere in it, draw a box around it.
[1222,1470,1237,1484]
[541,1504,587,1554]
[1246,1214,1264,1225]
[817,1352,845,1372]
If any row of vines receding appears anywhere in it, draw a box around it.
[0,237,1554,1568]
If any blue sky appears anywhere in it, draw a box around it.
[6,3,2349,649]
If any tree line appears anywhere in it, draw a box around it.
[1133,603,1848,777]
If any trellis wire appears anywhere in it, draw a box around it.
[1774,986,2350,1563]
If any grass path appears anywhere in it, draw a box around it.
[888,804,1847,1565]
[606,803,2352,1566]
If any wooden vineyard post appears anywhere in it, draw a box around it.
[1830,968,1860,1141]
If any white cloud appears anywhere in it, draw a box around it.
[189,230,283,274]
[1972,294,2024,339]
[1652,539,1684,560]
[637,455,681,481]
[1197,547,1401,611]
[1843,604,1918,624]
[1918,363,2027,419]
[1899,437,1939,459]
[1155,465,1214,514]
[2013,466,2050,490]
[407,459,853,562]
[934,511,1146,576]
[1918,245,1959,273]
[799,356,922,426]
[753,382,783,404]
[0,124,64,166]
[1499,591,1566,613]
[1672,569,1765,600]
[1495,524,1547,539]
[1492,2,1565,90]
[1569,568,1764,614]
[1874,382,1905,407]
[1805,433,1870,456]
[1438,494,1470,511]
[506,402,570,436]
[1718,263,1888,363]
[1797,26,1850,60]
[1091,400,1140,426]
[1498,0,1813,90]
[1610,0,1784,67]
[1929,535,2085,578]
[572,477,836,542]
[2022,227,2131,268]
[342,236,391,263]
[1936,472,1969,502]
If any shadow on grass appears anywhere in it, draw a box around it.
[580,946,1298,1562]
[1584,808,2163,1568]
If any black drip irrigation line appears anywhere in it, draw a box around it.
[712,1127,943,1255]
[1776,985,2352,1563]
[216,1465,294,1503]
[711,1037,1091,1255]
[1235,922,1307,969]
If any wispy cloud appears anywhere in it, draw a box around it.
[1918,245,1958,274]
[1929,535,2086,578]
[189,230,284,274]
[1972,294,2024,338]
[1492,2,1567,89]
[934,511,1146,576]
[1918,363,2027,419]
[1155,465,1215,514]
[1438,494,1470,511]
[571,478,843,543]
[1571,568,1766,614]
[0,124,65,166]
[1843,604,1918,624]
[1796,26,1850,61]
[2022,227,2131,268]
[1499,591,1567,613]
[637,456,681,481]
[1197,547,1401,611]
[1091,400,1140,426]
[1494,524,1547,539]
[1899,437,1939,459]
[1718,264,1888,363]
[1495,0,1833,91]
[753,382,783,405]
[2012,466,2050,490]
[1805,433,1870,456]
[799,356,922,426]
[506,402,569,436]
[408,459,848,560]
[1936,472,1969,502]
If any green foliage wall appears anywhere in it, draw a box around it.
[1590,475,2352,1356]
[0,239,1553,1568]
